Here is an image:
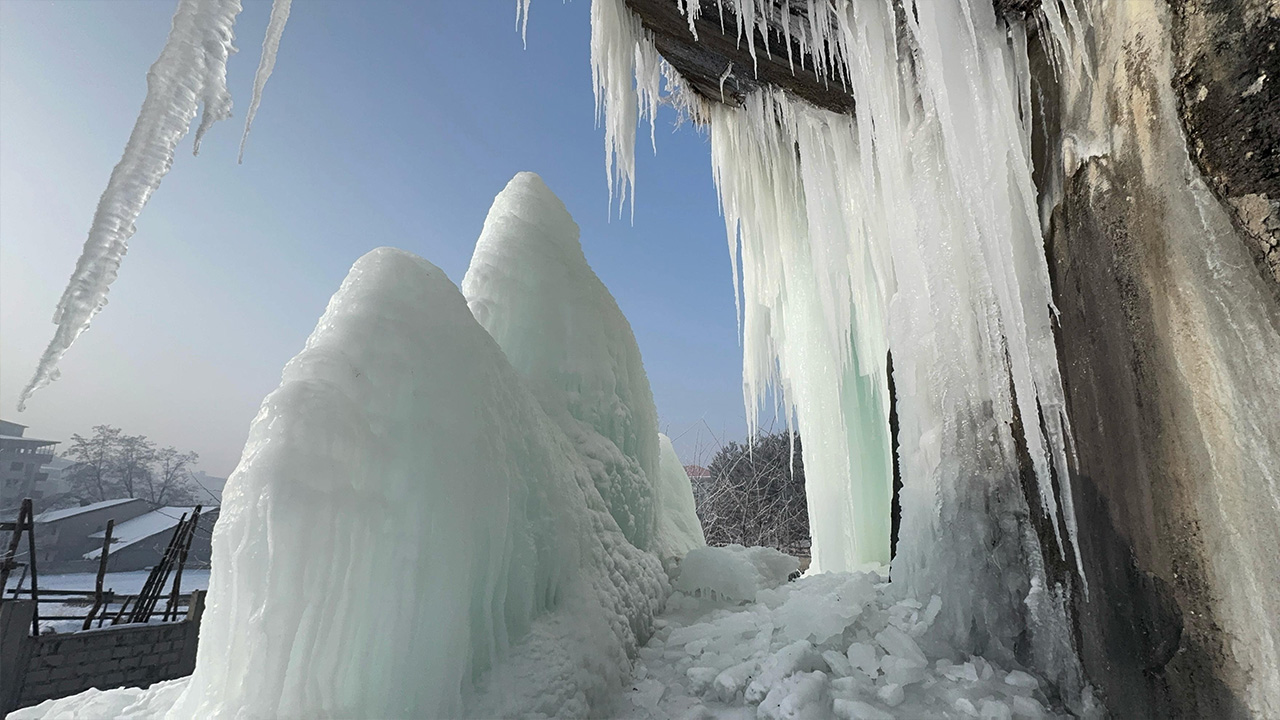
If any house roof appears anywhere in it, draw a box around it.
[84,506,217,559]
[0,435,58,446]
[35,497,142,523]
[683,464,711,479]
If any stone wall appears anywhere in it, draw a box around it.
[0,592,204,715]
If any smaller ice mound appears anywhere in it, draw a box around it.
[463,172,661,551]
[650,433,706,561]
[674,544,799,603]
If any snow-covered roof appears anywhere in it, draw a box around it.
[683,465,711,479]
[35,497,141,523]
[0,434,58,445]
[84,506,216,560]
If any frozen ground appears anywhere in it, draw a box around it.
[608,546,1070,720]
[10,552,1072,719]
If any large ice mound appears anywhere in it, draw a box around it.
[464,172,662,551]
[163,247,666,718]
[12,176,704,719]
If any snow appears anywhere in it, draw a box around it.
[33,497,140,523]
[83,506,208,560]
[463,172,662,552]
[238,0,292,163]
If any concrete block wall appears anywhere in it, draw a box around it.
[1,591,204,714]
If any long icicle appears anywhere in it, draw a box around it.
[17,0,242,411]
[238,0,292,163]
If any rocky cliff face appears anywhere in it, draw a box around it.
[625,0,1280,716]
[1172,0,1280,296]
[1041,3,1280,715]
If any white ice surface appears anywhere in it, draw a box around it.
[14,173,695,718]
[463,172,662,552]
[651,432,706,561]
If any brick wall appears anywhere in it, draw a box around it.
[0,592,204,714]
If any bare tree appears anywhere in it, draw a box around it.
[62,426,201,507]
[696,430,810,556]
[112,434,157,499]
[65,425,124,502]
[146,447,199,506]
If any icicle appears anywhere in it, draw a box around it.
[516,0,532,48]
[238,0,291,163]
[17,0,242,411]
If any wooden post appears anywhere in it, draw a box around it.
[83,519,114,630]
[165,506,201,621]
[19,501,39,636]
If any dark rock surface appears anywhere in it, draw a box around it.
[1171,0,1280,295]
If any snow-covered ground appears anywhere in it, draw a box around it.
[6,570,210,635]
[609,546,1070,720]
[10,552,1073,719]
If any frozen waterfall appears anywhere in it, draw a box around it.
[588,0,1088,684]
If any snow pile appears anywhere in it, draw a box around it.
[651,433,706,561]
[588,0,1090,698]
[463,172,662,551]
[617,556,1079,720]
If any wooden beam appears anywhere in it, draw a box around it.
[625,0,1038,116]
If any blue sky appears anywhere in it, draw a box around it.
[0,0,748,475]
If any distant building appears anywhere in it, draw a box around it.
[84,506,219,572]
[0,420,58,513]
[30,498,151,569]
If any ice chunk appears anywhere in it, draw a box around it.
[981,698,1014,720]
[631,678,666,709]
[757,671,829,720]
[1004,669,1040,691]
[775,585,864,644]
[846,642,880,679]
[712,658,759,703]
[875,626,928,667]
[674,544,798,603]
[463,172,661,550]
[821,650,853,678]
[833,698,894,720]
[745,640,822,705]
[876,682,905,707]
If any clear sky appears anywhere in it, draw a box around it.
[0,0,750,476]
